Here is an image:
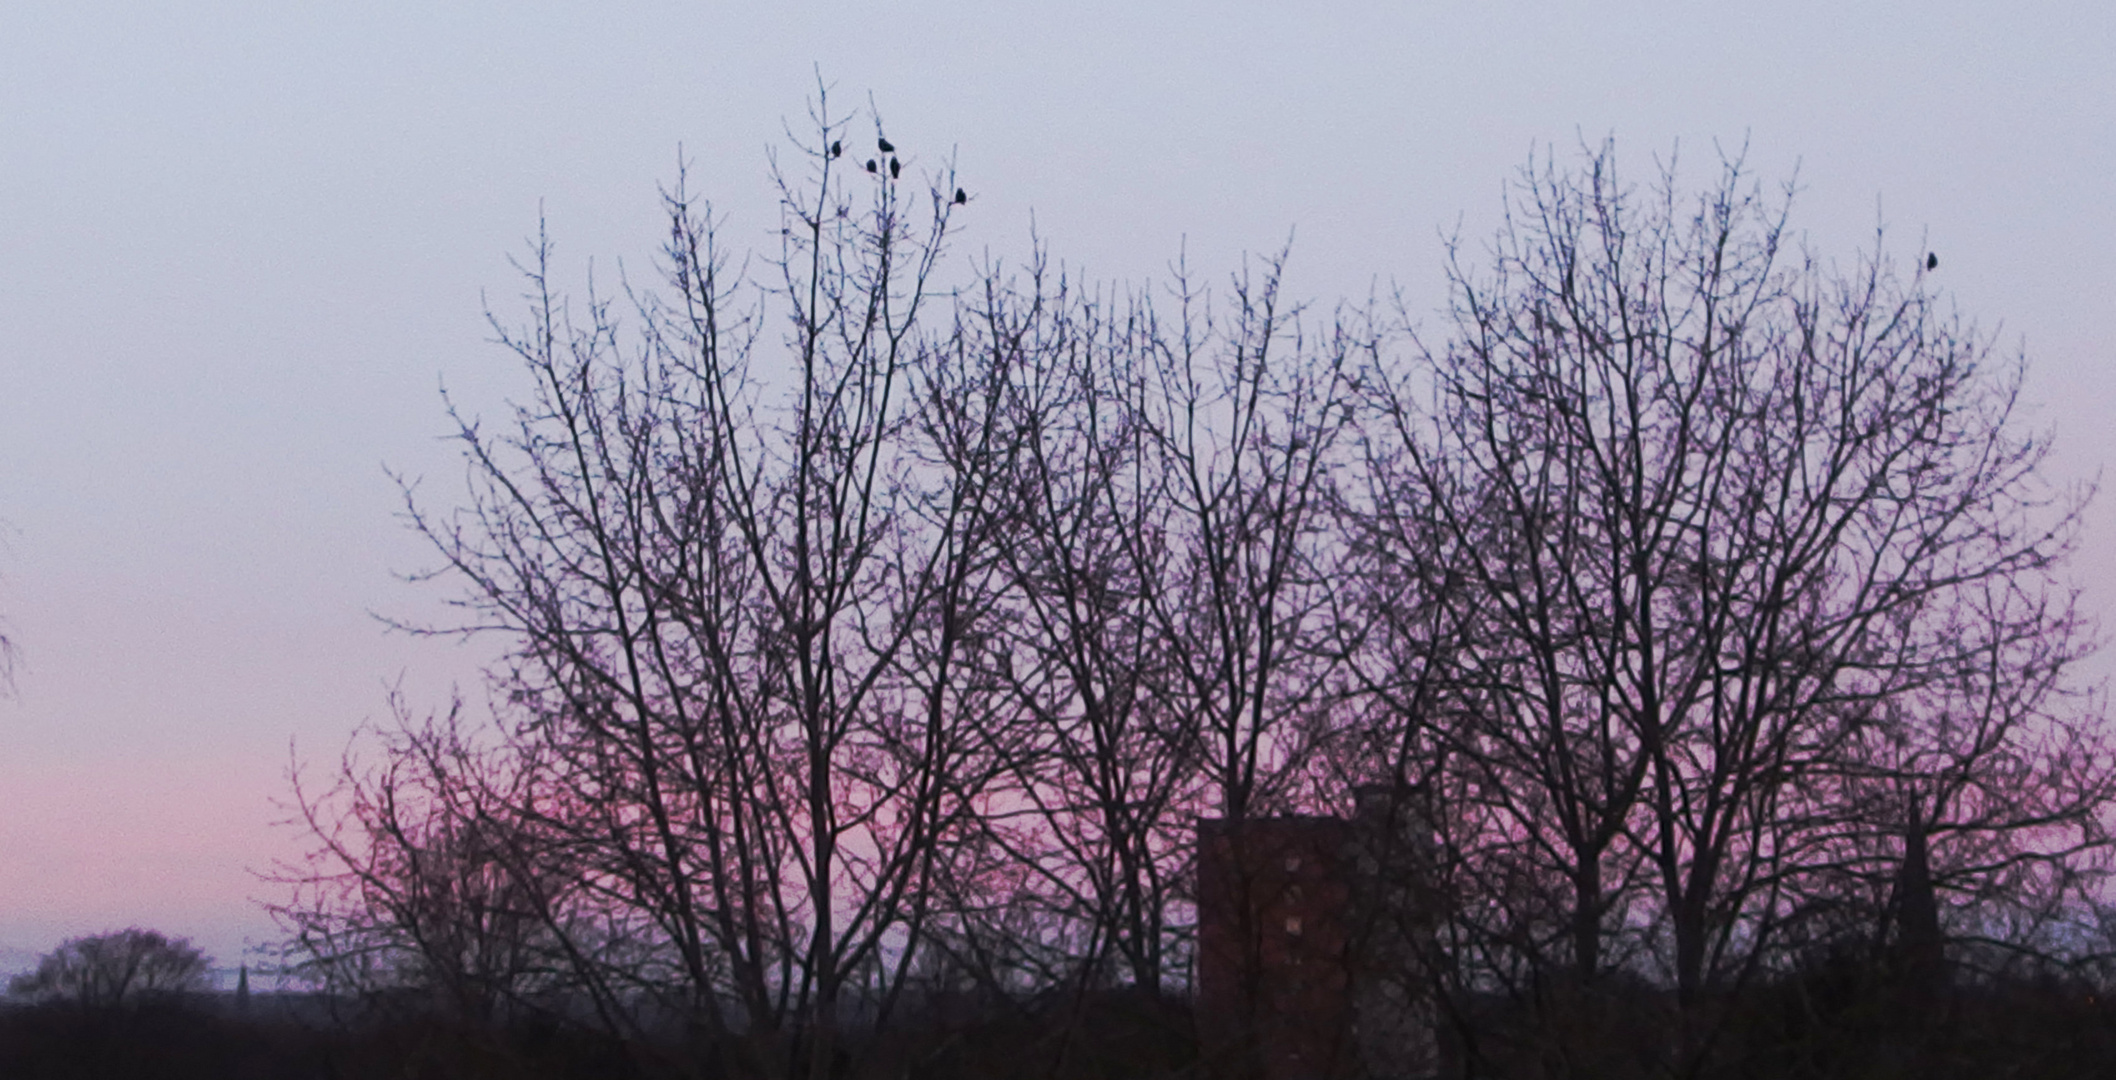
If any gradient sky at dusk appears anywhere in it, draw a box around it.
[3,1,2114,974]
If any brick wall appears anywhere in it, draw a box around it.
[1196,794,1441,1080]
[1196,816,1357,1080]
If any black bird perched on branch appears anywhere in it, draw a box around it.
[878,135,895,153]
[865,159,877,174]
[1927,252,1939,270]
[830,140,842,158]
[889,157,900,179]
[954,188,967,205]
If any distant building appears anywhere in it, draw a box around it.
[1196,786,1441,1080]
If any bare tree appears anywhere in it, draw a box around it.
[956,257,1195,996]
[0,525,18,698]
[1138,256,1362,824]
[273,698,583,1027]
[315,93,1023,1080]
[8,929,211,1008]
[278,106,2116,1078]
[1353,141,2111,1064]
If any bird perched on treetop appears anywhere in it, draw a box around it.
[865,159,877,174]
[889,157,900,179]
[878,136,895,154]
[954,188,967,205]
[1927,252,1939,270]
[830,140,842,158]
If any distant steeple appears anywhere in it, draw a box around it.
[235,963,250,1011]
[1895,814,1943,985]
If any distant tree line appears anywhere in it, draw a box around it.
[272,98,2116,1080]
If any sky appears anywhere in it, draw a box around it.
[2,1,2113,975]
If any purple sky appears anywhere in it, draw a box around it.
[4,1,2113,973]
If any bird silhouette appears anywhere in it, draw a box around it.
[889,157,900,179]
[1926,252,1939,270]
[865,159,878,174]
[830,140,842,158]
[953,188,967,205]
[878,136,896,154]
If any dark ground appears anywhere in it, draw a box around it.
[3,973,2114,1080]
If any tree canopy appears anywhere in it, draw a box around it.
[7,928,211,1008]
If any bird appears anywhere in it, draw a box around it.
[865,159,878,174]
[889,157,900,179]
[830,140,842,158]
[953,188,968,205]
[1927,252,1939,270]
[878,135,896,153]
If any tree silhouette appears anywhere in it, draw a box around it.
[1348,140,2111,1071]
[276,111,2113,1080]
[7,929,210,1008]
